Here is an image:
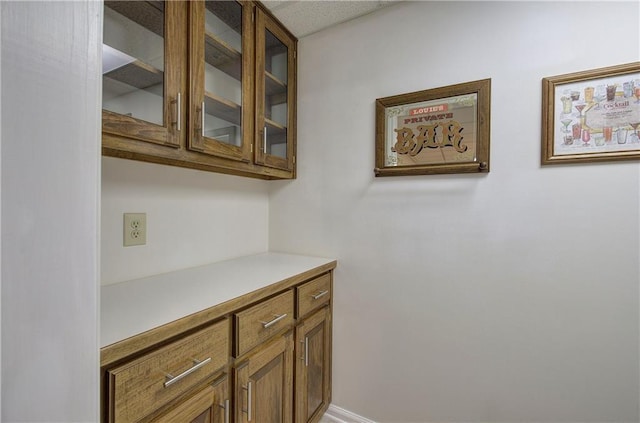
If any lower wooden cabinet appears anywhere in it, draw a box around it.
[295,307,331,423]
[101,266,334,423]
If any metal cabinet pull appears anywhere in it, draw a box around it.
[163,357,211,388]
[311,290,329,300]
[218,399,230,423]
[242,382,252,421]
[260,313,287,329]
[263,126,267,152]
[171,93,181,132]
[299,336,309,366]
[201,101,206,137]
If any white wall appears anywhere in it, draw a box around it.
[101,157,270,284]
[0,2,3,417]
[1,1,101,422]
[270,1,640,422]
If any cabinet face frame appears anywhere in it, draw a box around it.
[254,7,297,173]
[187,0,254,163]
[102,1,185,148]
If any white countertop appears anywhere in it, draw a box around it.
[101,252,335,348]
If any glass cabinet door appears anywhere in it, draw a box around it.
[255,8,296,172]
[102,1,183,147]
[188,1,252,162]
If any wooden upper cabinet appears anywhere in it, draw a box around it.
[188,1,253,163]
[255,7,297,173]
[101,0,297,180]
[102,1,184,148]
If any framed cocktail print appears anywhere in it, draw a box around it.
[374,79,491,176]
[542,62,640,165]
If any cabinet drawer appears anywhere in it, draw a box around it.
[235,290,294,357]
[297,273,331,318]
[108,319,229,423]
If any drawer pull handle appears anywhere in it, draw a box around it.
[311,290,329,300]
[260,313,287,329]
[163,357,211,388]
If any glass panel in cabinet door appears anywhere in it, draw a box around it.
[102,1,165,126]
[204,1,243,147]
[263,29,288,159]
[189,1,250,162]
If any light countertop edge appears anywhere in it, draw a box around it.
[101,252,336,348]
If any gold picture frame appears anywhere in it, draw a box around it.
[542,62,640,165]
[374,79,491,177]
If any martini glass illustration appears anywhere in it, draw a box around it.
[574,102,586,118]
[560,118,572,133]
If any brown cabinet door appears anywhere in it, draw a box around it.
[235,331,294,423]
[295,307,331,423]
[254,7,296,174]
[102,1,184,148]
[188,1,253,162]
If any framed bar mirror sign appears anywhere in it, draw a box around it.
[542,62,640,165]
[374,79,491,177]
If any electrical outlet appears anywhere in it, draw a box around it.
[123,213,146,247]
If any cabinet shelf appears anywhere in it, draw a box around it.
[265,118,286,138]
[104,60,163,90]
[265,71,286,96]
[204,92,241,126]
[205,31,242,81]
[105,1,164,37]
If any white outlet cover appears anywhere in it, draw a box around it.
[123,213,146,247]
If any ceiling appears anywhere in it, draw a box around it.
[261,0,400,38]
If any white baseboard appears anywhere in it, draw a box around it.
[322,404,377,423]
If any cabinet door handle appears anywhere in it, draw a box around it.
[163,357,211,388]
[218,399,230,423]
[260,313,287,329]
[171,92,181,132]
[304,336,309,367]
[201,101,206,137]
[263,126,267,152]
[242,382,252,421]
[311,290,329,300]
